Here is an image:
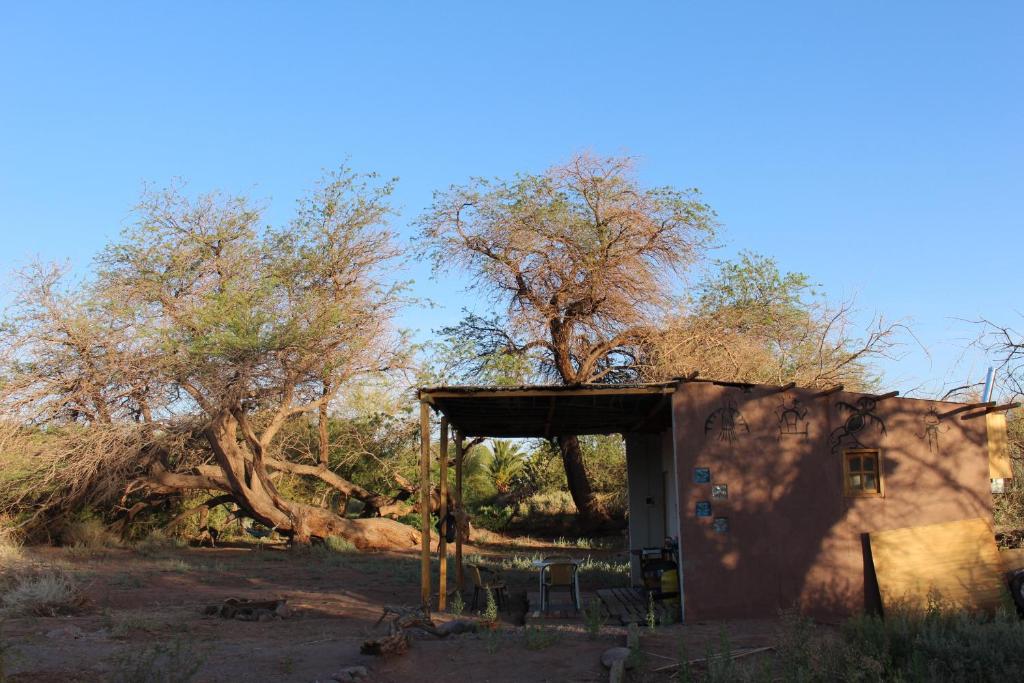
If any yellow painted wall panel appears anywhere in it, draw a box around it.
[988,413,1012,479]
[869,518,1005,612]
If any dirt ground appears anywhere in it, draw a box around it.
[0,536,785,682]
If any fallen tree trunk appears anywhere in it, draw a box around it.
[264,456,411,518]
[114,410,422,549]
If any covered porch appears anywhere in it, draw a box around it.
[416,382,682,622]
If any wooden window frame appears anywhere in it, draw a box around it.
[843,448,884,498]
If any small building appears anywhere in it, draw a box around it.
[417,378,1009,621]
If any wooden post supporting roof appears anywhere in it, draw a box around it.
[419,400,431,612]
[437,417,449,611]
[454,430,465,593]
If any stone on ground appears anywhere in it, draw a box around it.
[601,646,634,669]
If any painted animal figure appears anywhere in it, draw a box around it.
[830,397,886,451]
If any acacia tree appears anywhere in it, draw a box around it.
[1,169,420,547]
[644,252,908,390]
[977,317,1024,401]
[418,153,717,528]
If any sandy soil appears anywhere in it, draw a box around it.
[0,539,783,682]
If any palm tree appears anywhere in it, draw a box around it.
[486,440,526,495]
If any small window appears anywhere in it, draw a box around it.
[844,449,883,497]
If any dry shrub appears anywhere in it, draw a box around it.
[132,530,185,558]
[62,517,120,550]
[0,421,169,540]
[0,518,23,564]
[1,568,86,616]
[518,491,576,517]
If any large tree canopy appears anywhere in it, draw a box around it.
[644,252,907,390]
[418,153,717,527]
[0,168,420,547]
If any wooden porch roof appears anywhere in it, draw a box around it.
[417,382,677,438]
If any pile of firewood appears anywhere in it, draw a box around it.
[203,597,291,621]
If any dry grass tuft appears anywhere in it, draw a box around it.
[1,567,87,616]
[62,517,120,549]
[0,521,23,564]
[132,530,186,558]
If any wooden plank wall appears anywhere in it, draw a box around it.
[869,517,1006,612]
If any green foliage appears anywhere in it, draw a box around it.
[516,491,576,517]
[323,536,357,553]
[675,636,693,683]
[449,591,464,617]
[773,607,1024,682]
[652,250,891,391]
[705,628,737,682]
[396,512,422,531]
[465,434,626,532]
[485,441,525,495]
[583,597,605,639]
[482,587,498,623]
[111,636,205,683]
[273,409,420,509]
[427,325,534,387]
[697,251,813,326]
[576,435,626,515]
[646,592,657,632]
[482,624,503,654]
[523,625,561,650]
[473,505,513,532]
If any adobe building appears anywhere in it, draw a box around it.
[417,378,1010,621]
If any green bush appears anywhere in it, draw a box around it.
[396,512,422,531]
[323,536,357,553]
[474,505,513,531]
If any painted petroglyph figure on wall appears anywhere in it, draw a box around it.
[917,408,948,453]
[777,399,808,439]
[704,398,749,443]
[830,396,887,452]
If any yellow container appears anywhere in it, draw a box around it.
[661,568,680,604]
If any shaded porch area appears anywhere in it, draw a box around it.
[416,383,680,622]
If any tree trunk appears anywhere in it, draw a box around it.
[318,380,330,466]
[203,410,419,549]
[549,330,610,531]
[556,434,611,531]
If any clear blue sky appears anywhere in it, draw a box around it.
[1,2,1021,398]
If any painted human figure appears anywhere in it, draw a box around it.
[917,408,948,453]
[778,399,808,439]
[704,398,749,443]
